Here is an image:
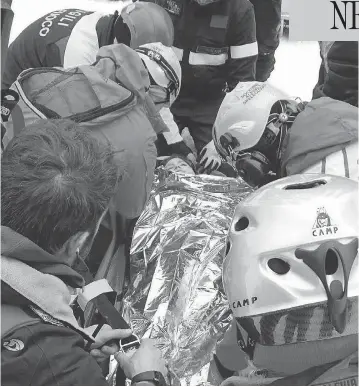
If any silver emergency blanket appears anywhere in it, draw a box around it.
[121,169,253,385]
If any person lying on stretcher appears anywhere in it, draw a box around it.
[157,154,226,176]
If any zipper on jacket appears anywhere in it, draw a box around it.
[18,67,75,82]
[68,92,135,123]
[17,67,136,123]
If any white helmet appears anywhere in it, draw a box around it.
[224,174,358,341]
[136,42,181,107]
[213,81,300,159]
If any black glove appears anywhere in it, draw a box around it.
[168,140,192,157]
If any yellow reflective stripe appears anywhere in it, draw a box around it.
[188,51,227,66]
[230,42,258,59]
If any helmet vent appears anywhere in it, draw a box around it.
[325,249,339,275]
[283,180,326,190]
[268,258,290,275]
[234,217,249,232]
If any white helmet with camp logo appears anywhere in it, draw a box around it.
[136,42,181,107]
[224,174,358,337]
[213,81,300,159]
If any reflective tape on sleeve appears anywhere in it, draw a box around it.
[230,42,258,59]
[189,51,227,66]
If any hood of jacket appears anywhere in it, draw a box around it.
[280,97,358,176]
[1,227,92,340]
[1,226,84,288]
[94,43,169,134]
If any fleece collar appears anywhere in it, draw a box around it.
[1,256,93,341]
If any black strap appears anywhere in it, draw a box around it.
[73,249,130,385]
[72,250,130,330]
[213,354,235,380]
[1,124,6,150]
[236,318,260,360]
[122,217,138,297]
[268,360,341,386]
[131,371,167,386]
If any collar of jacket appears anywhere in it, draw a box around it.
[1,255,94,342]
[93,11,119,48]
[1,226,84,288]
[1,227,93,341]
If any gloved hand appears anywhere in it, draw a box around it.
[198,140,221,174]
[115,339,168,379]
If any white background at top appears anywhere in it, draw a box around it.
[9,0,322,101]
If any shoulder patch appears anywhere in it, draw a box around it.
[3,338,25,352]
[210,15,228,29]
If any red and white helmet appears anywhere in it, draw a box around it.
[136,42,181,107]
[224,174,358,338]
[213,81,300,159]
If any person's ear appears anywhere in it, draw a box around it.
[55,231,91,266]
[72,231,91,258]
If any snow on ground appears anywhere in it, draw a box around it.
[268,39,322,101]
[10,0,321,101]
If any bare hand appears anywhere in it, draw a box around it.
[186,152,197,167]
[85,324,132,364]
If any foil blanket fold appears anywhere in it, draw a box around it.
[122,169,253,385]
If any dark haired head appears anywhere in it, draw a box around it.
[1,119,119,253]
[161,154,196,170]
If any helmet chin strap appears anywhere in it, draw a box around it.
[218,99,306,184]
[268,100,299,160]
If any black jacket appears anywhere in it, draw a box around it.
[2,9,116,90]
[1,228,107,386]
[2,308,108,386]
[313,41,358,107]
[144,0,258,99]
